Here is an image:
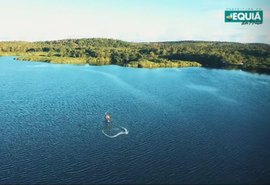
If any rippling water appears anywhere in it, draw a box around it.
[0,56,270,184]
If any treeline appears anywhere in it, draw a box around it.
[0,38,269,73]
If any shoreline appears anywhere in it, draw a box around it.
[1,38,269,74]
[1,55,269,75]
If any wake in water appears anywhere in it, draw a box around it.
[102,126,128,138]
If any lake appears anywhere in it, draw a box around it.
[0,56,270,184]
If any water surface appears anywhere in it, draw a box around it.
[0,57,270,184]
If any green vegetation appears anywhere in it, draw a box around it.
[0,38,269,73]
[128,59,201,68]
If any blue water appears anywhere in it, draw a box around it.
[0,56,270,184]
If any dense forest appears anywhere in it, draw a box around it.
[0,38,270,73]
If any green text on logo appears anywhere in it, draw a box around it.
[225,10,263,24]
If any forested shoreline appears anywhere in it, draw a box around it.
[0,38,269,73]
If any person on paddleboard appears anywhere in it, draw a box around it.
[105,112,111,123]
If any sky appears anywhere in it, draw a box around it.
[0,0,269,43]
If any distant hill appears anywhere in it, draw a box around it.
[0,38,269,73]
